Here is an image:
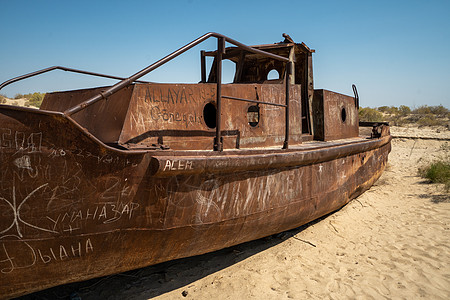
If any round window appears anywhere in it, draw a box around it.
[247,105,260,127]
[267,69,280,80]
[341,107,347,123]
[203,103,216,128]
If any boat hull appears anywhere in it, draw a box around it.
[0,106,390,298]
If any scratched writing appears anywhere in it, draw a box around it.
[98,177,136,201]
[145,86,195,104]
[0,182,57,238]
[47,148,66,158]
[46,201,140,231]
[0,236,93,274]
[46,147,137,167]
[194,179,223,223]
[0,128,42,153]
[10,156,41,182]
[199,87,215,102]
[163,160,193,171]
[36,238,94,264]
[71,148,117,164]
[160,169,307,226]
[13,155,32,170]
[150,106,203,128]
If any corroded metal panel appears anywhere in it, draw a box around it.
[118,83,302,150]
[312,89,359,141]
[41,85,134,143]
[0,108,148,299]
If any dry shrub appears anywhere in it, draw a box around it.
[419,158,450,192]
[417,114,444,127]
[359,107,383,122]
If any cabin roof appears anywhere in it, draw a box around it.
[204,41,314,64]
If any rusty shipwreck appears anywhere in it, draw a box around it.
[0,33,391,298]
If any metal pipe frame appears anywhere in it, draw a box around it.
[63,32,289,116]
[283,62,292,149]
[214,37,225,151]
[0,66,150,91]
[200,50,206,83]
[352,84,359,109]
[221,95,287,108]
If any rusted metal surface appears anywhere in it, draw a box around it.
[42,85,134,144]
[205,40,314,137]
[0,32,391,299]
[0,107,390,298]
[313,89,359,141]
[114,83,302,150]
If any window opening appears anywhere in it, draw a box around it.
[247,105,260,127]
[221,59,236,83]
[203,102,217,128]
[267,69,280,80]
[341,107,347,123]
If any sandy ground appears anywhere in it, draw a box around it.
[391,125,450,140]
[2,98,29,107]
[18,126,449,300]
[1,97,40,109]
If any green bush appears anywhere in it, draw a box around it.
[377,106,389,113]
[26,92,45,107]
[417,114,444,127]
[419,159,450,192]
[385,114,405,126]
[412,105,449,117]
[399,105,411,116]
[373,105,412,126]
[377,106,399,115]
[429,105,449,117]
[14,93,24,99]
[359,107,384,122]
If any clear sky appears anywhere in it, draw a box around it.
[1,0,449,108]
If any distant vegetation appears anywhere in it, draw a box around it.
[358,107,384,122]
[359,105,450,127]
[13,92,46,107]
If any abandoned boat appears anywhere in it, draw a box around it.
[0,32,390,298]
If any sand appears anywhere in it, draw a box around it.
[1,98,29,107]
[19,126,450,300]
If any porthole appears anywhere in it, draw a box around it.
[247,105,260,127]
[341,107,347,123]
[267,69,280,80]
[203,102,216,129]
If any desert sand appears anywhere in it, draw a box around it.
[19,126,450,300]
[2,98,29,107]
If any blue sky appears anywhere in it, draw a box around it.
[1,0,449,108]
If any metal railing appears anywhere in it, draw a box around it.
[0,66,150,91]
[1,32,292,151]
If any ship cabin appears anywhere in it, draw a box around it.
[40,34,359,152]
